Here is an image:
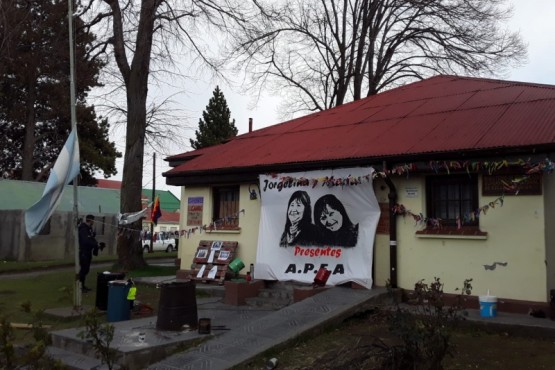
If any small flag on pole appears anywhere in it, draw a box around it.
[25,129,80,238]
[151,196,162,225]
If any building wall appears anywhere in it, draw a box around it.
[544,174,555,299]
[177,174,548,304]
[0,210,118,261]
[178,184,261,272]
[373,175,547,303]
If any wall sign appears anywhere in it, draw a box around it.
[187,196,204,226]
[405,187,418,198]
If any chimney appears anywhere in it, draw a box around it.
[249,117,253,133]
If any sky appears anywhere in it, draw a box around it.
[101,0,555,198]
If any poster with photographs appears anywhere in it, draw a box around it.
[255,167,380,289]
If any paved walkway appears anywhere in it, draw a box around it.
[146,285,387,370]
[47,281,388,370]
[38,267,555,369]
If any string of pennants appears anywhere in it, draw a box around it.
[391,196,505,230]
[95,157,554,236]
[178,209,246,238]
[265,157,554,230]
[375,157,554,178]
[91,209,247,240]
[266,158,554,192]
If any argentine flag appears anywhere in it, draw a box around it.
[25,129,80,238]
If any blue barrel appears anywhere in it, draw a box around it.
[107,280,130,322]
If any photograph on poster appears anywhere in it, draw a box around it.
[211,241,223,250]
[218,250,230,260]
[196,249,208,259]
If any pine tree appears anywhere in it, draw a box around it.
[0,0,120,184]
[190,86,238,149]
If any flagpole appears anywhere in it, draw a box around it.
[68,0,81,308]
[150,153,156,253]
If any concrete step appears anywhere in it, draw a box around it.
[46,346,105,370]
[49,321,205,370]
[244,281,315,309]
[245,296,292,309]
[258,288,293,300]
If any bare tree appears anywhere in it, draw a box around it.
[230,0,526,114]
[77,0,246,269]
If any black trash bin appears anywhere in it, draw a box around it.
[156,281,198,331]
[95,272,125,310]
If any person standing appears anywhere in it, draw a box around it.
[78,214,100,292]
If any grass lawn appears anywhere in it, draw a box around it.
[0,251,176,273]
[0,258,178,345]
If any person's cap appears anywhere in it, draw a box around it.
[85,214,95,221]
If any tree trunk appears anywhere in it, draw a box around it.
[108,0,159,271]
[117,73,149,270]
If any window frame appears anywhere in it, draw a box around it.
[425,173,479,229]
[212,185,240,229]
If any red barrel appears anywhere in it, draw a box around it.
[314,267,331,286]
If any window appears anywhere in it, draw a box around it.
[426,174,478,228]
[213,186,240,228]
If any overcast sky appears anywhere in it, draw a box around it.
[103,0,555,196]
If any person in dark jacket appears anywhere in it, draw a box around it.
[78,214,102,292]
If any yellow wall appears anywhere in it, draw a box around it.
[373,175,547,302]
[177,175,548,303]
[178,184,261,271]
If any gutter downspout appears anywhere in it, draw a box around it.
[382,161,398,288]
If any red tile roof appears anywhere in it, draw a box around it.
[165,75,555,182]
[145,210,180,224]
[96,179,122,189]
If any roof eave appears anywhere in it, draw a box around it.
[164,144,555,186]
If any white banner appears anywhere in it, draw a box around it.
[255,167,380,289]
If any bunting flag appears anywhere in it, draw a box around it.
[25,129,80,238]
[151,196,162,225]
[393,196,505,229]
[118,207,149,225]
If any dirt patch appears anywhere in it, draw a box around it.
[238,309,555,370]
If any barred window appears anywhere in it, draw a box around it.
[426,174,478,227]
[213,186,240,228]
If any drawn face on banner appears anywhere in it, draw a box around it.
[287,198,306,225]
[318,204,343,232]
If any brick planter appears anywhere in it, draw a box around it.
[224,280,264,306]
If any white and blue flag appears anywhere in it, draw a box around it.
[25,129,80,238]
